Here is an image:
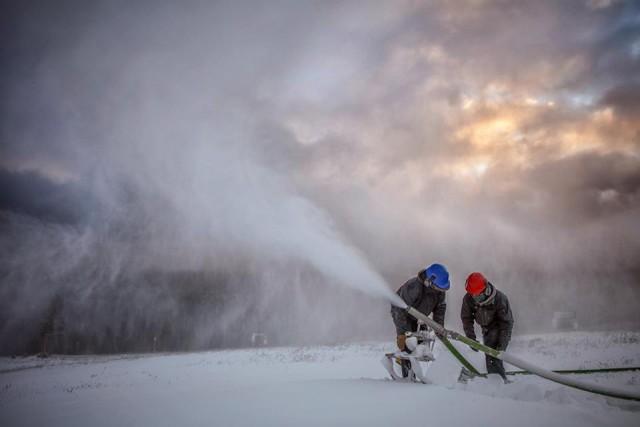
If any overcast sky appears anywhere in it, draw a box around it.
[1,0,639,335]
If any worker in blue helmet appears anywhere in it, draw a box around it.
[390,263,450,377]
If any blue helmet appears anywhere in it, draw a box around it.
[425,263,450,291]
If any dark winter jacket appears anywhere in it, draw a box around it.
[390,274,446,335]
[460,283,513,350]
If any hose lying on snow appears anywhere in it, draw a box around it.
[405,306,640,402]
[505,367,640,376]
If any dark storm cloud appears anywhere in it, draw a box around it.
[0,168,94,224]
[533,151,640,216]
[589,3,640,90]
[599,84,640,119]
[476,151,640,225]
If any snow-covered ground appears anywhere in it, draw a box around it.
[1,331,639,426]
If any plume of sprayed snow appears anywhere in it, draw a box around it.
[3,1,640,355]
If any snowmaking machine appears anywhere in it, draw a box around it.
[381,320,437,383]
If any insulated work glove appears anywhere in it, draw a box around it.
[396,334,407,350]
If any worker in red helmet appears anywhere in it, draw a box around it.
[461,272,514,383]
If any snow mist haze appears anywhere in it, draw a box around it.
[1,1,640,355]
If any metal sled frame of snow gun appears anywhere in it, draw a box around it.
[382,330,437,383]
[405,306,640,402]
[381,350,433,384]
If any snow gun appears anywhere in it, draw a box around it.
[405,306,640,402]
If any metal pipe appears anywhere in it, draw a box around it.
[406,306,446,335]
[507,367,640,376]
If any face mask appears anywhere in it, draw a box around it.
[471,284,492,303]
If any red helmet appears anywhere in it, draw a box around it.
[465,272,487,295]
